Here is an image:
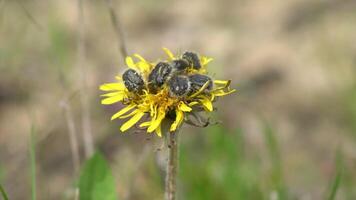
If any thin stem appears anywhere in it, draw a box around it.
[104,0,128,60]
[60,101,80,176]
[165,130,179,200]
[77,0,94,158]
[62,102,80,200]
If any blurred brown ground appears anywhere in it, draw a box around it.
[1,0,356,199]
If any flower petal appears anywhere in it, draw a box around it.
[120,111,145,132]
[179,102,192,112]
[212,89,236,97]
[101,91,125,97]
[162,47,175,60]
[156,124,162,137]
[119,109,139,119]
[136,61,151,73]
[125,56,136,69]
[111,104,136,120]
[148,111,165,133]
[199,96,213,112]
[201,56,213,66]
[188,101,199,106]
[189,80,211,98]
[170,110,184,132]
[101,94,124,105]
[134,54,147,62]
[100,83,125,91]
[139,121,151,127]
[214,80,230,86]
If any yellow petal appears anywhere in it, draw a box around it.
[179,102,192,112]
[199,96,213,112]
[101,91,125,97]
[101,95,124,105]
[139,121,151,127]
[120,111,145,132]
[111,104,136,120]
[119,109,138,119]
[214,80,230,86]
[149,103,155,117]
[198,68,207,74]
[136,61,151,73]
[170,110,184,132]
[212,89,236,97]
[134,54,147,62]
[148,111,165,133]
[188,101,199,106]
[162,47,175,60]
[156,124,162,137]
[201,56,213,66]
[100,83,125,91]
[211,94,216,102]
[151,104,158,118]
[125,56,136,69]
[189,80,211,98]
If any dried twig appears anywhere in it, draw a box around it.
[77,0,94,158]
[104,0,128,60]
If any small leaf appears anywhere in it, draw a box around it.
[79,152,118,200]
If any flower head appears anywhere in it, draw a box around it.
[100,48,235,137]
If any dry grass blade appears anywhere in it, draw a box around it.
[104,0,128,60]
[77,0,94,158]
[15,0,43,31]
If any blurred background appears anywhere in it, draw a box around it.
[1,0,356,199]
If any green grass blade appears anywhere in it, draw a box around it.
[29,124,37,200]
[0,184,9,200]
[262,121,287,199]
[327,150,343,200]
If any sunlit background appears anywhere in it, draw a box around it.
[1,0,356,199]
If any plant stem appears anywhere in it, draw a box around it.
[165,130,179,200]
[61,101,80,176]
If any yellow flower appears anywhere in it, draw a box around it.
[100,48,235,137]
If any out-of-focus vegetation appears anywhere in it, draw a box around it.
[1,0,356,199]
[79,153,118,200]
